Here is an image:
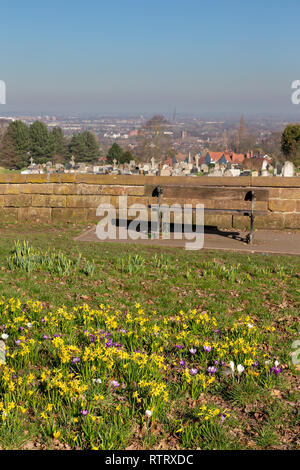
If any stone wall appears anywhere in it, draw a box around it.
[0,174,299,229]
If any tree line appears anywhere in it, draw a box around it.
[0,120,102,169]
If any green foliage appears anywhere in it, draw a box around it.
[69,131,100,163]
[106,143,123,164]
[0,121,30,169]
[281,123,300,166]
[7,240,95,277]
[51,126,68,163]
[29,121,54,164]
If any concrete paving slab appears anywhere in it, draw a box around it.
[75,226,300,256]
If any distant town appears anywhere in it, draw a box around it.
[0,113,299,177]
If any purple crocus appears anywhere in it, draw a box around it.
[15,340,21,346]
[110,379,120,389]
[179,359,186,367]
[203,345,212,352]
[19,326,24,331]
[41,317,45,323]
[175,344,184,350]
[207,366,217,374]
[80,410,89,416]
[189,347,197,355]
[214,329,220,334]
[189,368,198,376]
[270,366,282,376]
[220,413,227,426]
[72,357,81,364]
[43,335,49,340]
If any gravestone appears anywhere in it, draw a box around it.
[282,161,295,177]
[274,163,282,176]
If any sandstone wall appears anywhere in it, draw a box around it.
[0,174,299,230]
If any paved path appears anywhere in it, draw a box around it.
[75,226,300,255]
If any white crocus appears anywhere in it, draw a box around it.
[237,364,245,375]
[229,361,235,372]
[145,410,153,418]
[274,360,280,367]
[92,378,102,384]
[1,334,8,340]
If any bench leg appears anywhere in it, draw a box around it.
[246,214,254,244]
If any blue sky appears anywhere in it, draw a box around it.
[1,0,300,114]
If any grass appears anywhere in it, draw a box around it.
[0,222,299,450]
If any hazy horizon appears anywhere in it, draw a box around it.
[1,0,300,116]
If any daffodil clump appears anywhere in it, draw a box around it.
[0,298,282,449]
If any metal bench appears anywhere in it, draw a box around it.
[145,184,269,244]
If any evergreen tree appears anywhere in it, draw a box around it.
[106,143,124,164]
[29,121,54,164]
[281,124,300,166]
[69,131,100,162]
[0,120,30,168]
[51,126,67,163]
[120,150,133,164]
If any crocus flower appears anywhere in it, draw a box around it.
[207,366,217,374]
[26,322,32,329]
[203,345,212,352]
[110,379,120,389]
[43,335,49,340]
[175,344,184,350]
[145,410,152,418]
[237,364,245,375]
[92,378,102,384]
[72,357,80,364]
[189,368,198,376]
[189,347,197,355]
[19,326,24,331]
[80,410,89,416]
[1,334,9,340]
[220,413,227,426]
[179,360,186,367]
[270,366,282,376]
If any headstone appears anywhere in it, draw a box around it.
[208,169,223,176]
[274,163,282,176]
[282,161,295,177]
[224,169,234,176]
